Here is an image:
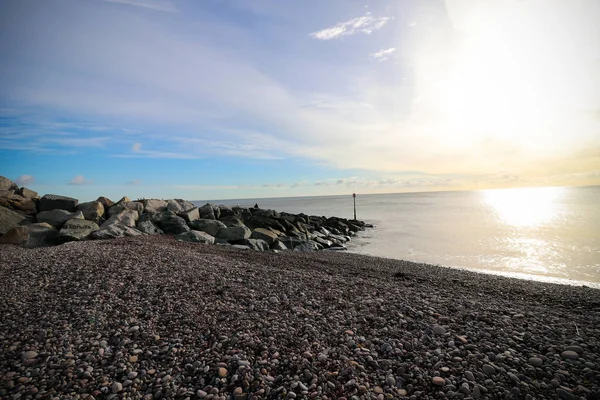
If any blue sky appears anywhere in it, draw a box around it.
[1,0,599,201]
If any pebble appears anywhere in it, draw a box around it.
[464,371,475,381]
[432,377,445,386]
[561,351,579,360]
[111,382,123,393]
[218,367,228,378]
[482,364,495,376]
[432,325,446,335]
[22,350,38,360]
[528,357,543,367]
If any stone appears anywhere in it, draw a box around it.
[188,219,226,236]
[433,325,446,335]
[293,241,320,252]
[156,213,190,235]
[175,230,215,244]
[482,364,495,376]
[280,236,304,250]
[59,219,100,241]
[90,224,143,239]
[564,345,583,354]
[0,176,17,191]
[556,388,579,400]
[76,201,105,223]
[0,205,30,234]
[102,210,139,228]
[112,382,123,393]
[215,225,252,242]
[464,371,475,381]
[244,238,270,251]
[432,377,445,386]
[16,187,38,199]
[136,220,164,235]
[271,241,288,251]
[38,194,78,212]
[178,207,199,222]
[199,203,217,219]
[108,198,143,218]
[37,209,84,229]
[96,196,114,209]
[217,367,227,378]
[142,199,168,214]
[23,351,38,360]
[0,193,38,216]
[528,357,543,367]
[250,228,279,245]
[0,223,60,247]
[560,351,579,360]
[219,216,245,227]
[166,199,195,214]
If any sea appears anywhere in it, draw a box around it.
[193,185,600,288]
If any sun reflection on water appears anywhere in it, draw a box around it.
[481,186,566,227]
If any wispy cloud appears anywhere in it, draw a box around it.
[370,47,396,61]
[15,175,35,186]
[112,142,198,159]
[126,179,142,186]
[69,175,93,185]
[102,0,178,13]
[310,14,392,40]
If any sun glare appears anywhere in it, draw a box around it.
[481,186,565,227]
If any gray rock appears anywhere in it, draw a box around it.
[464,371,475,381]
[37,209,84,229]
[178,207,199,222]
[0,205,30,234]
[271,241,288,251]
[90,224,143,239]
[280,236,304,250]
[560,351,579,360]
[215,225,251,242]
[199,203,217,219]
[250,228,279,245]
[16,187,38,199]
[108,198,143,217]
[38,194,78,212]
[188,219,226,236]
[564,345,583,354]
[0,192,38,216]
[219,216,245,227]
[166,199,195,214]
[102,210,139,228]
[0,223,60,247]
[156,213,190,234]
[136,220,164,235]
[175,230,215,244]
[0,176,18,191]
[96,196,114,209]
[556,388,578,400]
[142,199,168,214]
[59,219,100,241]
[433,325,446,335]
[245,238,270,251]
[76,201,105,222]
[293,241,320,252]
[528,357,543,367]
[482,364,495,376]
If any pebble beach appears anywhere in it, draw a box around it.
[1,236,599,400]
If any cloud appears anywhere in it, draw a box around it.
[102,0,178,13]
[126,179,142,186]
[117,142,197,159]
[15,175,35,186]
[370,47,396,61]
[69,175,93,185]
[310,14,392,40]
[132,142,142,152]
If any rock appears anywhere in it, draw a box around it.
[250,228,279,245]
[136,220,164,235]
[76,201,105,223]
[244,238,270,251]
[0,223,60,247]
[556,388,579,400]
[215,225,252,242]
[564,345,583,354]
[108,198,143,217]
[155,212,190,235]
[560,351,579,360]
[166,199,195,214]
[528,357,543,367]
[59,219,100,241]
[178,207,199,222]
[16,187,38,199]
[112,381,123,393]
[0,176,18,191]
[0,192,38,216]
[432,377,445,386]
[37,209,84,229]
[217,367,227,378]
[90,224,143,239]
[293,241,320,252]
[433,325,446,335]
[219,216,245,227]
[271,241,288,251]
[175,230,215,245]
[0,205,30,234]
[142,199,168,214]
[102,210,139,228]
[22,350,38,360]
[38,194,78,212]
[482,364,495,376]
[464,371,475,381]
[199,203,217,220]
[96,196,114,209]
[280,236,304,250]
[188,219,226,236]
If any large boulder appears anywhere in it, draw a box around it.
[199,203,217,220]
[219,216,245,228]
[0,193,37,216]
[244,238,270,251]
[76,201,105,223]
[250,228,279,245]
[136,220,164,235]
[16,187,38,199]
[188,219,226,236]
[293,241,321,252]
[108,198,143,217]
[0,205,30,235]
[102,210,139,228]
[245,215,286,232]
[166,199,196,214]
[142,199,168,214]
[271,241,288,251]
[155,212,190,235]
[280,236,305,250]
[0,176,17,191]
[215,225,251,242]
[38,194,78,212]
[175,230,215,245]
[59,219,100,242]
[90,224,143,240]
[96,196,114,209]
[0,223,60,247]
[178,207,199,222]
[36,210,84,229]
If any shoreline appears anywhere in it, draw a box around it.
[1,235,598,399]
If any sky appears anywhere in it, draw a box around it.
[0,0,599,201]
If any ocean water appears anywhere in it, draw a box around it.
[194,185,600,287]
